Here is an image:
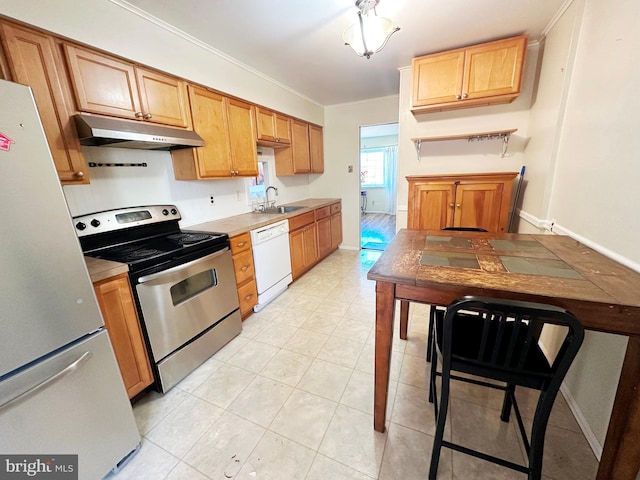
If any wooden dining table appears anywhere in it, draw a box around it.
[367,228,640,480]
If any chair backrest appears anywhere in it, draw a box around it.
[441,227,488,232]
[438,296,584,390]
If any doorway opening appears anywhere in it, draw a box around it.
[359,123,398,251]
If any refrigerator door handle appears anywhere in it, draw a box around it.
[0,351,92,412]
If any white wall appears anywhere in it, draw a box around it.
[315,96,400,249]
[523,0,638,454]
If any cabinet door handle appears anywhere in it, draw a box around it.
[74,171,85,179]
[135,112,144,118]
[143,113,152,120]
[462,93,468,99]
[236,241,247,248]
[456,203,461,208]
[449,203,454,208]
[455,95,461,100]
[240,265,249,272]
[244,293,254,301]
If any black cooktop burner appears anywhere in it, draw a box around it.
[167,232,212,244]
[86,230,229,271]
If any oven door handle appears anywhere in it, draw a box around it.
[137,247,230,284]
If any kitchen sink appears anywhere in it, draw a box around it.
[262,205,305,214]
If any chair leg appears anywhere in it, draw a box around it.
[429,370,450,480]
[429,330,438,404]
[426,305,435,362]
[527,391,557,480]
[501,384,515,422]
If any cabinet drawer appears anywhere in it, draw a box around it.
[330,202,341,215]
[289,211,315,231]
[237,278,257,316]
[232,249,255,285]
[230,232,252,255]
[315,206,331,220]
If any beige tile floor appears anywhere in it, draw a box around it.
[106,249,599,480]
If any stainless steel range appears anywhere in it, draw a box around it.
[74,205,242,392]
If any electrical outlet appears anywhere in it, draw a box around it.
[209,194,215,205]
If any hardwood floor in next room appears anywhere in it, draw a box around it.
[361,213,396,251]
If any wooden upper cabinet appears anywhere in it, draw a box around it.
[63,44,190,128]
[135,67,190,128]
[227,98,258,177]
[171,85,257,179]
[291,119,311,173]
[255,107,292,147]
[0,22,89,184]
[407,173,517,232]
[309,123,324,173]
[412,50,465,107]
[274,113,292,144]
[412,35,527,113]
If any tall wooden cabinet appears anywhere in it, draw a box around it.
[171,85,258,179]
[93,273,153,398]
[407,172,518,232]
[411,35,527,113]
[0,22,89,184]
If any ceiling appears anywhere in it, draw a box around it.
[121,0,566,106]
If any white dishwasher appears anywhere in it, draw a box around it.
[250,219,293,311]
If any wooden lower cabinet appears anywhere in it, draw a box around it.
[230,232,258,317]
[315,206,332,258]
[289,201,342,280]
[93,273,153,398]
[289,211,318,280]
[407,172,518,232]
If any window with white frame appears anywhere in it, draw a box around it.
[360,148,385,187]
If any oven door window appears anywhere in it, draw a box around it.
[170,268,218,306]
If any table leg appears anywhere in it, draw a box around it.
[596,335,640,480]
[374,281,395,433]
[400,300,409,340]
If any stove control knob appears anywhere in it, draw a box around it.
[170,208,177,215]
[90,219,101,228]
[162,209,169,216]
[75,222,86,231]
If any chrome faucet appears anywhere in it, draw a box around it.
[265,186,278,208]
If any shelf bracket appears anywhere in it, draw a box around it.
[414,139,422,162]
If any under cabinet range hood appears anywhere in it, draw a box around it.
[74,113,205,150]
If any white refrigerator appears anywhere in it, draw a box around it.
[0,80,141,478]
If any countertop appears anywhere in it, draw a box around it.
[84,198,341,281]
[188,198,341,237]
[85,256,129,284]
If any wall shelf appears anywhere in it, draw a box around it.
[411,128,517,160]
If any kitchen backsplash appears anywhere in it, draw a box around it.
[62,146,311,227]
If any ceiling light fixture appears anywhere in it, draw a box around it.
[343,0,400,59]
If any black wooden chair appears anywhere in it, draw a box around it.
[425,227,488,363]
[428,296,584,480]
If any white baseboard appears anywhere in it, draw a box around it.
[559,383,603,460]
